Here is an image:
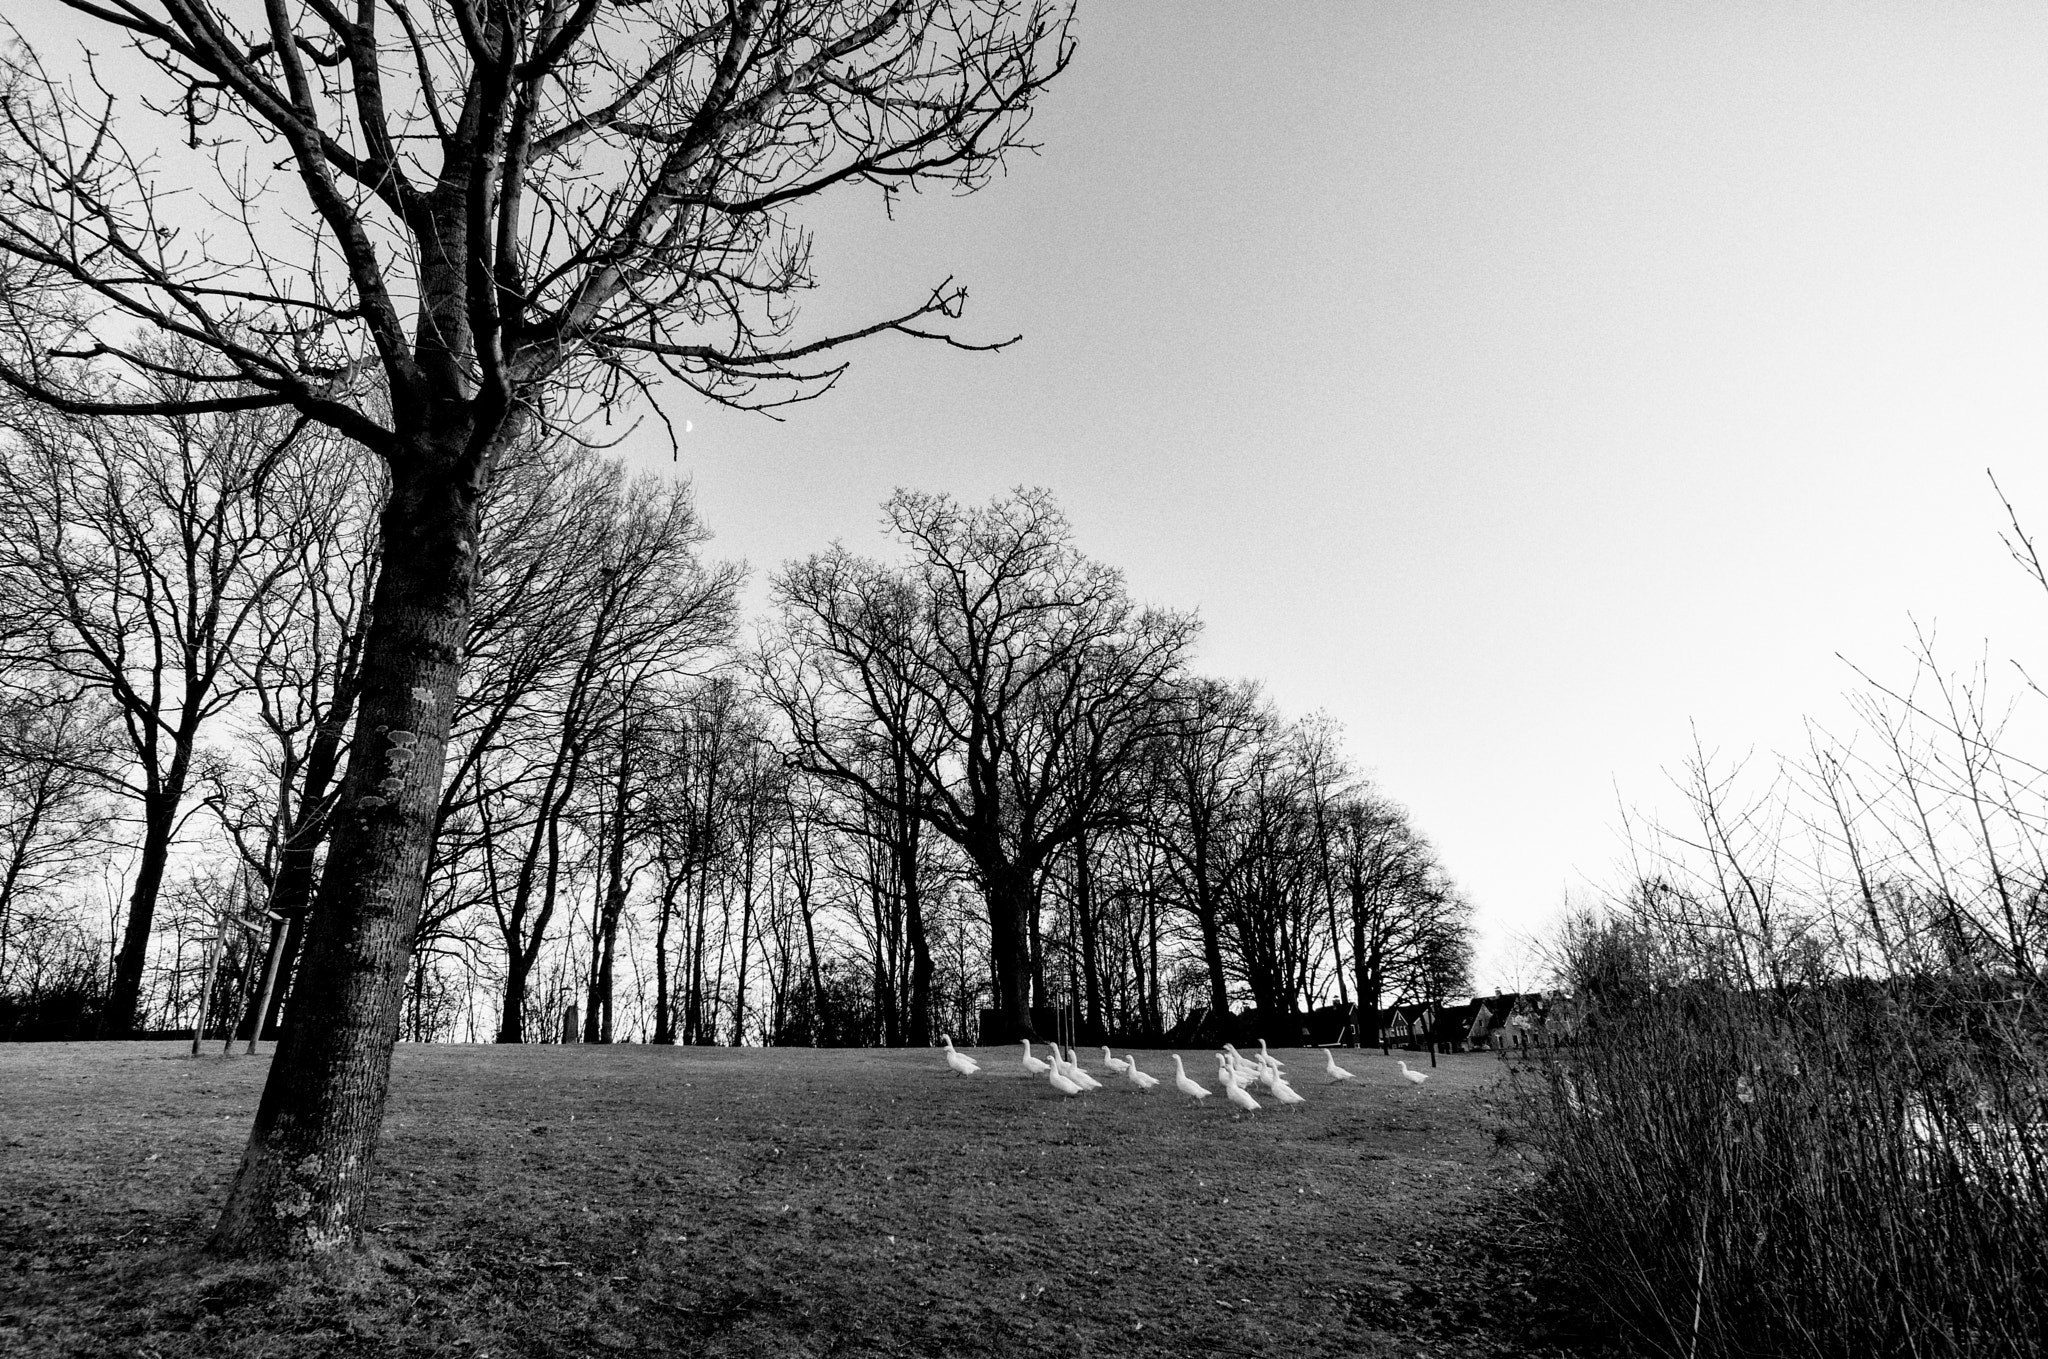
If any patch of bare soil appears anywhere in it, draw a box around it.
[1,1042,1579,1357]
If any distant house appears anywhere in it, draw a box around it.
[1301,1001,1354,1046]
[1371,1003,1434,1048]
[1429,999,1491,1050]
[1468,992,1526,1050]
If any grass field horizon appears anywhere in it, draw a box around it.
[0,1041,1574,1358]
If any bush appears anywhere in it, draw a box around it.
[1510,979,2048,1358]
[0,976,109,1040]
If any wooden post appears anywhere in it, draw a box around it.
[222,907,269,1056]
[245,915,288,1055]
[190,934,222,1057]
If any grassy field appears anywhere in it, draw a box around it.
[0,1042,1565,1358]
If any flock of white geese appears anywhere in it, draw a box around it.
[936,1035,1432,1113]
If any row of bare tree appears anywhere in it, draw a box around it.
[0,402,1470,1050]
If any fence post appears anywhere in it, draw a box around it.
[189,934,221,1057]
[243,915,288,1055]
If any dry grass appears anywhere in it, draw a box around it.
[0,1042,1559,1358]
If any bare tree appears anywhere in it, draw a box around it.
[764,488,1194,1039]
[1212,735,1323,1028]
[2,0,1072,1255]
[207,434,379,1041]
[1332,792,1451,1021]
[1150,676,1267,1020]
[0,390,321,1033]
[0,683,114,987]
[464,455,737,1041]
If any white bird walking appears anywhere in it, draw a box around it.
[1124,1054,1159,1090]
[1397,1059,1430,1085]
[1221,1063,1261,1115]
[1172,1054,1212,1104]
[1020,1040,1050,1075]
[1222,1044,1258,1082]
[1258,1038,1286,1068]
[1048,1062,1083,1097]
[1062,1047,1104,1090]
[1101,1046,1130,1075]
[1323,1048,1356,1083]
[1254,1055,1281,1093]
[941,1035,980,1075]
[1269,1072,1306,1110]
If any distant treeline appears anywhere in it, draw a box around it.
[0,412,1471,1046]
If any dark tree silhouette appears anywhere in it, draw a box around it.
[763,489,1194,1039]
[0,0,1073,1258]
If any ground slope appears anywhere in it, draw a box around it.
[0,1042,1553,1358]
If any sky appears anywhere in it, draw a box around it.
[27,2,2048,989]
[622,2,2048,987]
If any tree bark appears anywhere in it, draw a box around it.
[1074,829,1101,1036]
[798,873,828,1044]
[1191,839,1230,1021]
[588,761,630,1044]
[904,873,933,1049]
[495,724,586,1043]
[898,812,933,1047]
[105,782,187,1034]
[652,869,682,1044]
[983,856,1035,1037]
[731,834,755,1045]
[210,441,489,1258]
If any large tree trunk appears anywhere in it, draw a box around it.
[652,870,681,1044]
[588,776,629,1045]
[595,901,620,1043]
[1074,830,1101,1036]
[1147,892,1162,1035]
[210,443,488,1258]
[104,782,186,1034]
[904,874,933,1049]
[1192,881,1230,1022]
[983,856,1034,1038]
[731,840,754,1045]
[899,815,933,1047]
[498,952,535,1045]
[496,731,584,1043]
[870,868,900,1046]
[799,879,828,1045]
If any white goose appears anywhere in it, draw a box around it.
[1220,1059,1261,1115]
[1323,1048,1356,1083]
[1123,1054,1159,1090]
[941,1035,980,1076]
[1048,1061,1083,1097]
[1253,1055,1281,1093]
[1019,1040,1050,1075]
[1171,1054,1212,1104]
[1101,1046,1130,1075]
[1062,1046,1103,1091]
[1269,1071,1306,1110]
[1221,1044,1258,1083]
[1258,1038,1287,1069]
[1397,1059,1430,1085]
